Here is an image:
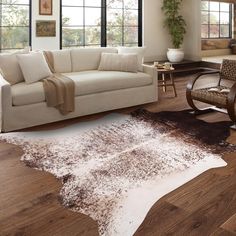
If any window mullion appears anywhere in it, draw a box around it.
[101,0,106,47]
[138,0,142,46]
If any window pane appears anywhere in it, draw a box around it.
[107,27,122,46]
[209,25,219,38]
[62,0,140,47]
[210,12,219,24]
[85,0,101,7]
[201,25,208,38]
[1,26,29,49]
[220,12,229,24]
[201,1,208,11]
[124,27,138,43]
[62,7,83,26]
[62,0,83,6]
[62,27,84,47]
[220,25,230,37]
[2,5,29,26]
[124,0,138,9]
[124,10,138,26]
[85,27,101,45]
[201,1,232,39]
[210,2,219,11]
[107,0,123,9]
[107,8,123,26]
[85,7,101,26]
[220,3,229,12]
[201,12,208,24]
[2,0,29,4]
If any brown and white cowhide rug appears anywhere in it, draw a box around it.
[0,109,234,236]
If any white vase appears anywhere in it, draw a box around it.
[167,48,184,63]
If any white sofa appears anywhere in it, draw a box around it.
[0,47,158,132]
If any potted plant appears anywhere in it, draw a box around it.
[162,0,187,63]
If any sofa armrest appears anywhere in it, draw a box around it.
[142,64,157,87]
[0,73,12,112]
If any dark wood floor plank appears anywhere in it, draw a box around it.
[166,170,236,213]
[211,228,235,236]
[134,201,189,236]
[164,183,236,235]
[221,213,236,234]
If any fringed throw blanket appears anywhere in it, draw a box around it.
[43,51,75,115]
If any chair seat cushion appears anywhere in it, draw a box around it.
[191,86,228,107]
[11,70,152,106]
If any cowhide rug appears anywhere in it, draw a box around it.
[0,109,235,236]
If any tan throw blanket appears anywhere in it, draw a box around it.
[43,51,75,115]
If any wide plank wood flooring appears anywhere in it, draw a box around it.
[0,74,236,236]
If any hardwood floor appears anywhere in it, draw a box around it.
[0,74,236,236]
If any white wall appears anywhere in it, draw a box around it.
[143,0,202,62]
[31,0,201,61]
[31,0,60,50]
[143,0,171,62]
[182,0,202,61]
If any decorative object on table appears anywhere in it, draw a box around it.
[36,20,56,37]
[39,0,52,15]
[186,59,236,129]
[0,109,231,236]
[162,0,186,62]
[164,62,172,70]
[154,62,174,70]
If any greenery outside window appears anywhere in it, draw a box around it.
[60,0,142,48]
[0,0,31,53]
[201,0,232,39]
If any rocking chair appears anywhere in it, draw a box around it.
[186,59,236,129]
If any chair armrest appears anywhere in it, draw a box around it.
[227,82,236,122]
[142,64,157,87]
[187,71,221,92]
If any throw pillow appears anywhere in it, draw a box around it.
[0,47,30,85]
[17,52,52,84]
[117,47,146,71]
[98,53,138,73]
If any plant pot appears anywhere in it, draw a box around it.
[167,48,184,63]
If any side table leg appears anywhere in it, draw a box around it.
[162,74,166,92]
[170,73,177,97]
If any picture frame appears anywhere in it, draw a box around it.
[36,20,56,37]
[39,0,52,15]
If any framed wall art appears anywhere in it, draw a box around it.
[36,20,56,37]
[39,0,52,15]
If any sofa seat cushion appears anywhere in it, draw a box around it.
[11,70,152,106]
[64,70,152,96]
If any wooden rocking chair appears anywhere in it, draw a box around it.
[186,59,236,129]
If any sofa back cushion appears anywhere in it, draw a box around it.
[17,52,52,84]
[98,53,138,73]
[0,47,30,85]
[71,47,118,72]
[50,49,72,73]
[118,47,146,72]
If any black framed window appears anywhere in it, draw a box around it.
[201,0,232,39]
[0,0,31,53]
[60,0,142,48]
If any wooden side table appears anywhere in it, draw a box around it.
[156,67,177,97]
